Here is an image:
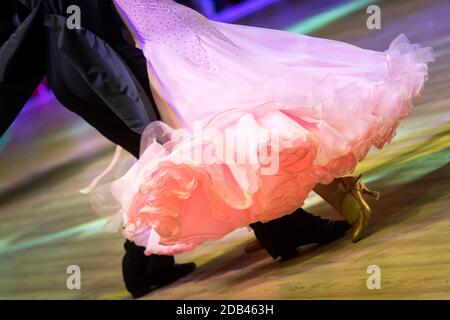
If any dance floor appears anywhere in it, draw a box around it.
[0,0,449,299]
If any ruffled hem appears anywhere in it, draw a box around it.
[107,34,433,255]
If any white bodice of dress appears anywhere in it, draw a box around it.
[113,0,235,70]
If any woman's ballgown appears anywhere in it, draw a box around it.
[106,0,433,255]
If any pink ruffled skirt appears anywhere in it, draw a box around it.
[106,9,433,255]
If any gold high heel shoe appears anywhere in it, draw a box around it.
[335,175,380,242]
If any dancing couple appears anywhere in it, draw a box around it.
[0,0,432,298]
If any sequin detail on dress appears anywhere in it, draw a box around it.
[114,0,236,71]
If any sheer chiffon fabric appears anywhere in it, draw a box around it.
[106,0,434,255]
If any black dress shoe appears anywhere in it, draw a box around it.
[278,220,350,261]
[130,262,196,299]
[314,219,351,244]
[251,209,351,260]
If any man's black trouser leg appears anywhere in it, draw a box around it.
[45,34,174,293]
[1,0,175,296]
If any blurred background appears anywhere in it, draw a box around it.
[0,0,449,299]
[177,0,245,17]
